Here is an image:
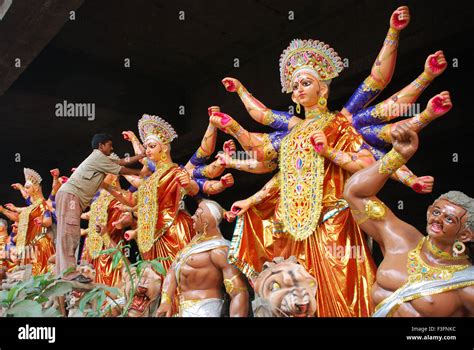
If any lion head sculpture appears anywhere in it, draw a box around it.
[252,256,317,317]
[123,262,162,317]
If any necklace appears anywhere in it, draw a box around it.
[407,237,469,284]
[426,236,468,261]
[305,109,322,119]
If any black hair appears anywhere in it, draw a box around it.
[91,133,113,149]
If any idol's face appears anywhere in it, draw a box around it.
[24,182,39,197]
[144,139,164,162]
[291,73,321,107]
[191,202,211,232]
[426,199,469,245]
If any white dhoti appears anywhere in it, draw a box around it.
[179,298,224,317]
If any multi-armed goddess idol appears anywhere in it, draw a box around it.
[214,7,452,317]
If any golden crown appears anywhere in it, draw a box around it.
[279,39,344,93]
[138,114,178,144]
[24,168,42,185]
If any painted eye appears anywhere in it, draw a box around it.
[270,282,281,292]
[445,217,453,224]
[433,209,440,215]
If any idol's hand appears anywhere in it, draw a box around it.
[425,51,447,78]
[122,131,138,142]
[310,131,328,154]
[113,202,132,213]
[112,212,133,230]
[216,152,231,168]
[59,176,69,184]
[209,112,234,131]
[175,171,191,189]
[50,168,60,178]
[4,203,17,211]
[11,183,23,191]
[156,303,172,317]
[224,210,237,223]
[220,173,234,188]
[426,91,452,117]
[221,77,242,93]
[390,6,410,31]
[411,175,434,194]
[223,139,236,155]
[230,199,252,216]
[391,124,419,160]
[33,217,43,227]
[124,229,137,241]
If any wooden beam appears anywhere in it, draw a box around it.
[0,0,85,95]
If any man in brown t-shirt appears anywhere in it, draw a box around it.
[56,133,144,282]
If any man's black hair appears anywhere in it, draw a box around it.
[91,133,113,149]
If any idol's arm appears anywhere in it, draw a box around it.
[216,152,277,174]
[221,77,301,129]
[122,131,146,164]
[370,51,447,123]
[210,247,249,317]
[342,6,410,118]
[11,183,28,200]
[311,130,376,174]
[230,173,279,217]
[0,207,19,222]
[155,266,177,317]
[185,122,217,171]
[103,184,136,207]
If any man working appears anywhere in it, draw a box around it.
[56,133,144,282]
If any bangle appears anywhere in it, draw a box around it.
[414,110,432,128]
[161,291,172,305]
[384,28,399,46]
[227,120,243,136]
[224,274,247,295]
[237,85,248,98]
[413,72,433,90]
[379,149,407,175]
[351,199,387,225]
[248,195,259,207]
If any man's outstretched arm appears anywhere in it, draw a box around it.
[344,124,421,246]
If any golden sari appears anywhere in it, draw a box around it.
[137,164,195,271]
[16,199,55,276]
[81,191,126,287]
[229,112,376,317]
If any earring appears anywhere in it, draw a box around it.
[318,97,327,109]
[160,153,167,161]
[452,240,466,256]
[296,103,301,114]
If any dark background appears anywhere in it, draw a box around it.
[0,0,473,245]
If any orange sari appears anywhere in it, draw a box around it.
[137,164,195,271]
[228,113,376,317]
[16,199,55,276]
[81,192,126,287]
